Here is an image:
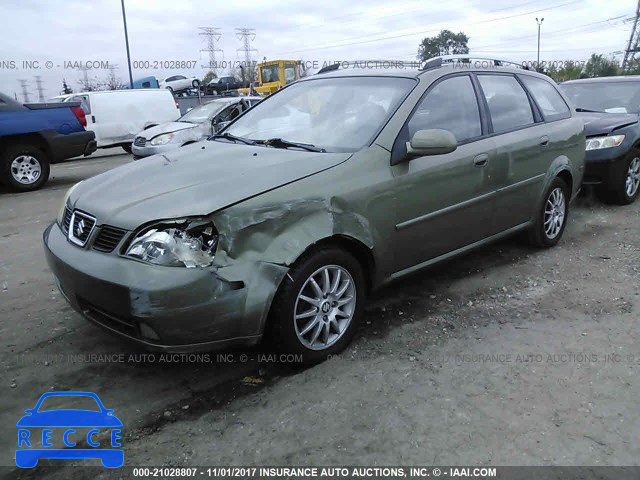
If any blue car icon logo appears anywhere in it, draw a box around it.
[16,391,123,468]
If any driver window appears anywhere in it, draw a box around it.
[408,75,482,143]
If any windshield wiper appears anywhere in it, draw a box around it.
[575,107,604,113]
[254,138,326,153]
[210,132,256,145]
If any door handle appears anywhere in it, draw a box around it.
[473,153,489,167]
[540,135,549,146]
[91,115,96,123]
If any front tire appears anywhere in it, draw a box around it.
[268,247,365,364]
[1,144,50,192]
[528,177,569,248]
[121,144,132,154]
[598,153,640,205]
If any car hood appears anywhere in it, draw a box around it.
[16,410,123,427]
[70,141,351,230]
[576,111,639,136]
[138,122,198,139]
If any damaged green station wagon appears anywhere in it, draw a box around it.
[44,58,585,363]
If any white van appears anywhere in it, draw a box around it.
[51,90,180,153]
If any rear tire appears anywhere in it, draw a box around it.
[268,247,366,364]
[527,177,569,248]
[1,144,50,192]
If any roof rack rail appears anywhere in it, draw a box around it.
[316,59,422,74]
[420,55,530,71]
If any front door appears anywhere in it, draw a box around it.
[389,74,496,275]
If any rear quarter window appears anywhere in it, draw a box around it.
[520,75,570,122]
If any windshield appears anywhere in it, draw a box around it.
[179,101,232,123]
[224,76,416,152]
[561,82,640,114]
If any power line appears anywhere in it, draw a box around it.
[199,27,223,75]
[274,0,581,56]
[18,80,30,103]
[623,0,640,69]
[236,28,258,82]
[34,76,45,102]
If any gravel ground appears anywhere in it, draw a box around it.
[1,152,638,477]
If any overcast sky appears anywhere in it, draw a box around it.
[0,0,634,100]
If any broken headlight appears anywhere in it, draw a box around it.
[125,219,218,268]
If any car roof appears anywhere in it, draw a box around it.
[300,63,555,82]
[562,75,640,84]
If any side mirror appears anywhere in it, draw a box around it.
[214,120,231,133]
[406,129,457,158]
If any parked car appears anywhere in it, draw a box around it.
[159,75,200,94]
[51,90,180,153]
[205,76,246,95]
[0,93,96,192]
[561,76,640,204]
[43,58,584,363]
[132,96,261,159]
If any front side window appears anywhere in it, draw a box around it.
[520,75,570,121]
[261,65,280,83]
[284,65,297,83]
[408,75,482,143]
[478,75,534,133]
[224,76,416,152]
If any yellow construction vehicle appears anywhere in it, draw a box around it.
[238,59,302,96]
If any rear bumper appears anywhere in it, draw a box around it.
[43,222,287,352]
[47,131,97,163]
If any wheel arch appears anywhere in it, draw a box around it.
[0,133,53,161]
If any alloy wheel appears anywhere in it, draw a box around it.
[293,265,357,351]
[10,155,41,185]
[544,187,566,240]
[625,157,640,198]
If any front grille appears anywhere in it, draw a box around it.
[62,207,73,233]
[93,226,127,253]
[133,136,146,147]
[68,211,96,247]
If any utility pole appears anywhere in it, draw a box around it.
[199,27,223,76]
[536,17,544,69]
[623,0,640,70]
[18,80,30,103]
[235,28,258,82]
[120,0,134,89]
[34,75,45,102]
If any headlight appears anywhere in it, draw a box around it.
[57,181,83,225]
[150,133,175,146]
[125,219,218,268]
[585,135,625,151]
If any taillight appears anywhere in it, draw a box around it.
[71,105,87,128]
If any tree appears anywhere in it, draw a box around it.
[418,30,469,62]
[546,61,584,83]
[202,70,216,85]
[62,78,73,95]
[78,73,100,92]
[583,54,620,78]
[102,69,126,90]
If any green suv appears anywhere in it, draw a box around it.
[43,58,585,363]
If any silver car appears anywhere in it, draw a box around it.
[131,97,261,158]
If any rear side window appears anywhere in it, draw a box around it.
[520,75,570,121]
[477,75,534,133]
[408,75,482,143]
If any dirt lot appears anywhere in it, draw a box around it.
[1,151,639,477]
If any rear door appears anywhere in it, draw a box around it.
[389,73,497,273]
[475,73,548,233]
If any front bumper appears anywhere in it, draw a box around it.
[43,222,287,351]
[131,142,178,159]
